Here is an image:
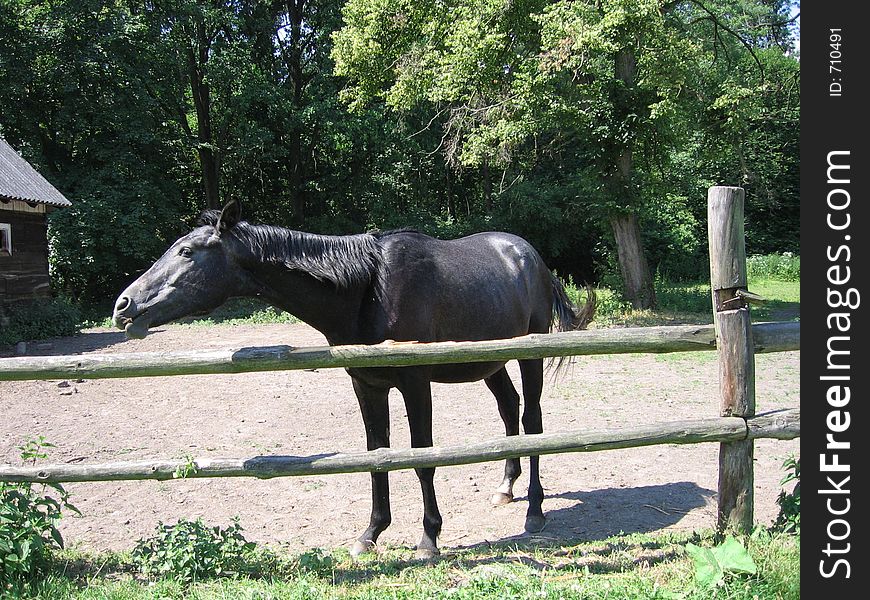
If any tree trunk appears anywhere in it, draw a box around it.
[285,0,308,225]
[482,161,493,214]
[610,212,656,309]
[608,46,656,309]
[187,18,220,209]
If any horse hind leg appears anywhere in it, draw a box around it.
[519,358,546,533]
[484,367,522,506]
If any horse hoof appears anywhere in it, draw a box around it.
[524,515,546,533]
[350,540,375,558]
[415,547,440,562]
[490,492,514,506]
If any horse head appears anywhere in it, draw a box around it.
[112,200,246,338]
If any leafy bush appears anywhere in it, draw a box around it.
[747,253,800,281]
[132,517,256,584]
[0,438,79,596]
[0,298,81,346]
[772,455,800,534]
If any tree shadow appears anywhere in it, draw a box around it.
[1,328,168,357]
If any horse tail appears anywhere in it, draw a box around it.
[550,274,596,333]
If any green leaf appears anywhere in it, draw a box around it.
[16,539,30,561]
[713,536,757,575]
[50,526,65,549]
[685,543,723,588]
[686,536,757,588]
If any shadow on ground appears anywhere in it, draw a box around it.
[483,481,714,547]
[0,327,183,357]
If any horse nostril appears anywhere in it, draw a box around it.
[115,296,132,314]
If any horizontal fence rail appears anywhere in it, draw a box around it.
[0,409,799,484]
[0,321,799,381]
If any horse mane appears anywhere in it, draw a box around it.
[198,210,384,292]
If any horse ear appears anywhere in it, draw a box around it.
[216,199,241,233]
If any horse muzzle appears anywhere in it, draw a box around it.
[112,295,151,339]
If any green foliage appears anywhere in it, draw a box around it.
[294,547,336,578]
[171,455,198,480]
[181,299,299,327]
[685,536,757,590]
[333,0,799,304]
[747,253,800,282]
[131,517,256,584]
[772,455,800,534]
[0,437,79,597]
[0,298,81,346]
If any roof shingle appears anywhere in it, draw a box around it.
[0,137,72,207]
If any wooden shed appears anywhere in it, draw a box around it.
[0,137,72,301]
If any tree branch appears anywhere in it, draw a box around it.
[687,0,765,81]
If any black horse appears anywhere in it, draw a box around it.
[112,200,595,559]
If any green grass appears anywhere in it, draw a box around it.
[746,279,800,322]
[23,529,799,599]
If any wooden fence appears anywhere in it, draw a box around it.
[0,187,799,534]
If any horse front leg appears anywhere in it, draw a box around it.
[485,367,522,505]
[350,378,392,557]
[397,372,442,560]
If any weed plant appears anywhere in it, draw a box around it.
[0,438,79,597]
[131,517,257,584]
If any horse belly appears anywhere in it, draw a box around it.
[430,361,506,383]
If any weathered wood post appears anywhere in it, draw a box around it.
[708,186,755,534]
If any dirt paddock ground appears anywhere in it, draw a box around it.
[1,322,799,554]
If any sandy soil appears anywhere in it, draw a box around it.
[0,322,799,554]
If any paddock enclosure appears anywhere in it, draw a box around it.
[0,188,799,552]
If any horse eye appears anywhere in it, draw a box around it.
[179,247,193,258]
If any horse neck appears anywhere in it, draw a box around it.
[231,227,378,342]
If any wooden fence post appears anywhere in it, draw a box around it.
[708,186,755,534]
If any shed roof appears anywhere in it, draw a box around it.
[0,137,72,208]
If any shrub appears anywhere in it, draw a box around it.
[132,517,256,584]
[0,297,81,346]
[0,437,79,596]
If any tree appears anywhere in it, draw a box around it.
[133,0,241,210]
[0,0,198,301]
[333,0,799,307]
